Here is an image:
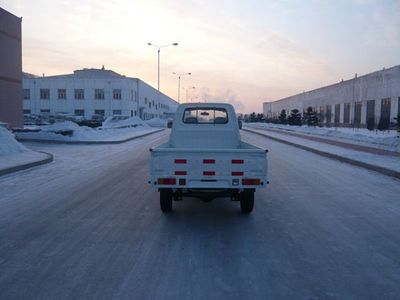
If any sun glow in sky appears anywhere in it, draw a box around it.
[2,0,400,113]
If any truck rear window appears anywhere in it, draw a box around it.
[183,108,228,124]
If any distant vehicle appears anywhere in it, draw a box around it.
[53,113,80,123]
[23,114,50,126]
[167,118,173,128]
[92,114,105,121]
[76,114,105,128]
[149,103,268,213]
[102,115,129,127]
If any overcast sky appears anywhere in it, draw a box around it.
[2,0,400,113]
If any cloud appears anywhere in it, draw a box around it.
[359,1,400,48]
[197,87,245,111]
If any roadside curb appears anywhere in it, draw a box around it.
[16,129,165,145]
[243,128,400,180]
[0,151,54,178]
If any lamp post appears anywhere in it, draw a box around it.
[147,42,178,92]
[173,72,191,103]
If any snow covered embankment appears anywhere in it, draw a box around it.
[246,123,400,153]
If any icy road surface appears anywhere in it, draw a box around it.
[0,130,399,299]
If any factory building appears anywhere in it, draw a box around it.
[0,7,23,128]
[264,65,400,128]
[23,67,178,120]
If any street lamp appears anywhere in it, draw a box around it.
[173,72,191,103]
[147,42,178,92]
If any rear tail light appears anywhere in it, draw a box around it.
[157,178,176,185]
[242,178,260,185]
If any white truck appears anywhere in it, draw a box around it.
[149,103,268,213]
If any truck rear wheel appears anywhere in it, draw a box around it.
[240,189,254,213]
[160,189,173,212]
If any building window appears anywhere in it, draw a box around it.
[334,104,340,124]
[319,106,325,123]
[58,89,66,99]
[113,89,122,100]
[343,103,350,124]
[398,97,400,116]
[40,109,50,114]
[113,109,122,115]
[379,98,391,130]
[74,89,84,100]
[326,105,332,124]
[23,109,31,114]
[145,97,148,104]
[40,89,50,100]
[94,109,105,116]
[23,89,30,100]
[354,101,362,125]
[74,109,85,116]
[95,89,104,100]
[366,100,375,129]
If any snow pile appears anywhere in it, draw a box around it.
[0,127,50,172]
[102,116,149,129]
[145,118,167,128]
[41,121,82,132]
[0,127,28,155]
[246,123,400,152]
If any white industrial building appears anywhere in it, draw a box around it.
[22,67,178,120]
[264,65,400,128]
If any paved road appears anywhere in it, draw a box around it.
[0,130,399,299]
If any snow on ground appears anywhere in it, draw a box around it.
[246,123,400,152]
[244,127,400,173]
[16,119,162,142]
[145,118,167,128]
[0,127,48,171]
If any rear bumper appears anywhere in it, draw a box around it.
[150,176,268,189]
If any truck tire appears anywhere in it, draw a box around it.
[160,189,173,212]
[240,189,254,213]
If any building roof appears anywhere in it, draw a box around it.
[73,67,123,78]
[23,67,137,80]
[266,64,400,104]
